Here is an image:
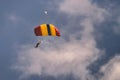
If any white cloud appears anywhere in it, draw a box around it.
[12,0,107,80]
[100,55,120,80]
[13,37,100,80]
[59,0,107,22]
[59,0,94,15]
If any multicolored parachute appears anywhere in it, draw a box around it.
[34,24,60,48]
[34,24,60,37]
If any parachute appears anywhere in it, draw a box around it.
[34,24,60,36]
[34,23,60,48]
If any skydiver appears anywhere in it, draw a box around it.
[35,41,41,48]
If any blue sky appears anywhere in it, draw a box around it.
[0,0,120,80]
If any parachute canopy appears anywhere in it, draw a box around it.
[34,24,60,36]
